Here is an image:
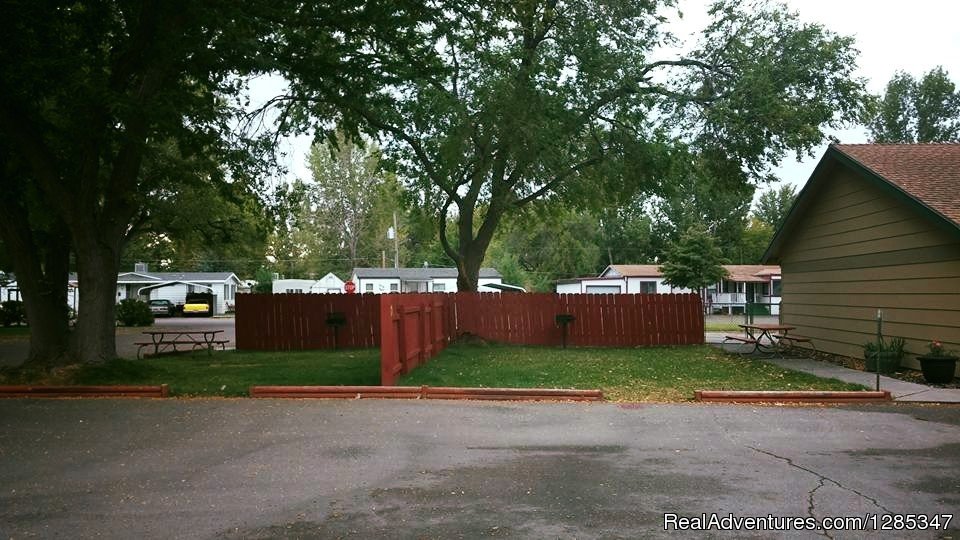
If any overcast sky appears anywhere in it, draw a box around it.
[257,0,960,199]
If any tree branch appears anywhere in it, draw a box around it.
[437,194,459,263]
[638,58,733,79]
[514,154,605,208]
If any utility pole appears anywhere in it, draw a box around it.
[393,211,400,269]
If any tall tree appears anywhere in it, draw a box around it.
[0,1,431,365]
[289,0,868,291]
[753,184,798,229]
[869,67,960,143]
[307,134,392,273]
[0,151,72,365]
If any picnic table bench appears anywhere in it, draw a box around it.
[135,330,227,359]
[772,333,817,355]
[722,324,796,356]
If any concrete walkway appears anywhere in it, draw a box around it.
[708,334,960,403]
[761,356,960,403]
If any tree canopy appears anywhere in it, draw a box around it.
[869,67,960,143]
[287,0,868,291]
[0,0,436,365]
[753,184,798,230]
[660,226,729,293]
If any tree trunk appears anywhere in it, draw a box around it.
[0,190,72,367]
[7,245,72,367]
[455,248,484,292]
[71,239,122,363]
[445,201,505,293]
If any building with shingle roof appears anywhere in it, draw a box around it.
[350,267,504,293]
[763,143,960,371]
[556,264,782,315]
[65,265,242,315]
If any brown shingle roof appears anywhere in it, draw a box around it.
[834,144,960,226]
[723,265,780,282]
[604,264,779,281]
[605,264,663,277]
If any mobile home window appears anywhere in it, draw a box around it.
[434,283,446,292]
[390,283,399,292]
[638,281,656,294]
[365,283,374,292]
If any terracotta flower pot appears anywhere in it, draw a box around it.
[918,355,958,384]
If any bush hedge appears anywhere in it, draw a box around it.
[116,299,154,327]
[0,300,26,326]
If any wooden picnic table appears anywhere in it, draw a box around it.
[723,323,797,355]
[135,329,227,359]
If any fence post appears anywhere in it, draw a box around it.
[379,295,400,386]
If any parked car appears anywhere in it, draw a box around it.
[183,292,213,317]
[148,299,176,317]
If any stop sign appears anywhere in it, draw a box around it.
[344,280,356,294]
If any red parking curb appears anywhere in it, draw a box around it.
[695,390,892,403]
[0,384,170,398]
[249,385,604,401]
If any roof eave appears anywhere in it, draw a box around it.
[762,145,960,264]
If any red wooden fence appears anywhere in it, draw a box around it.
[236,292,703,385]
[380,294,453,385]
[235,293,380,350]
[451,293,703,347]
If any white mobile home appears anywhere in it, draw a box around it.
[556,264,781,315]
[68,269,242,315]
[351,267,503,293]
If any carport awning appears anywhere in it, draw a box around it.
[137,281,215,296]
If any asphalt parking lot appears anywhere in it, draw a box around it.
[0,317,235,366]
[1,400,958,539]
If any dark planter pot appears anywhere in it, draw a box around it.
[865,351,901,374]
[918,355,958,384]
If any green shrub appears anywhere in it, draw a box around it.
[116,299,154,327]
[0,300,26,327]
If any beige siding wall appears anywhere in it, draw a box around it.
[779,167,960,372]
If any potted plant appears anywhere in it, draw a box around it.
[863,337,904,374]
[917,340,957,384]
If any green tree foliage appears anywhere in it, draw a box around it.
[596,203,656,268]
[288,0,867,291]
[252,267,274,294]
[753,184,798,229]
[487,206,603,291]
[266,180,328,278]
[737,218,777,265]
[660,226,729,297]
[266,143,412,278]
[306,134,402,275]
[119,162,271,276]
[0,0,432,366]
[648,152,755,263]
[0,1,279,364]
[869,67,960,143]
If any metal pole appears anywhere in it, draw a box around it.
[393,211,399,269]
[876,309,882,391]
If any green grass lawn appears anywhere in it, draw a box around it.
[1,343,865,401]
[0,326,31,340]
[400,343,865,401]
[0,349,380,397]
[704,322,744,332]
